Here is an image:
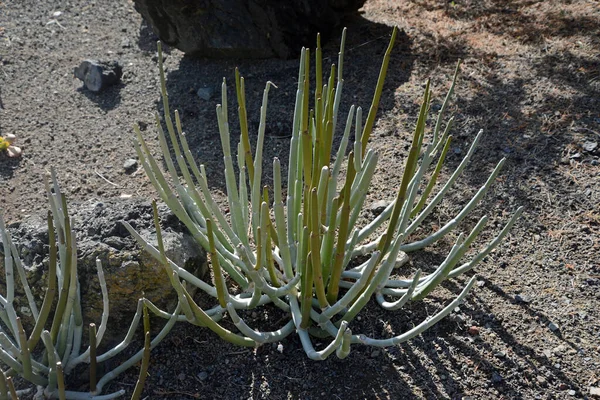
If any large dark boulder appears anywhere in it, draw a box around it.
[134,0,367,58]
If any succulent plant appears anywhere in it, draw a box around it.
[126,28,522,360]
[0,170,161,399]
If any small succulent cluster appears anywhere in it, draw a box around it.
[0,171,155,399]
[0,134,22,158]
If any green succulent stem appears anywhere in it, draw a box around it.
[327,152,356,304]
[360,26,398,155]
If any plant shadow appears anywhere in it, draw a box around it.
[101,265,588,399]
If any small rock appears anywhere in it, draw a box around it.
[548,322,559,332]
[104,236,126,250]
[552,344,566,355]
[123,158,138,173]
[369,200,388,216]
[177,372,186,381]
[568,390,576,396]
[558,383,568,390]
[543,349,552,358]
[590,387,600,397]
[277,343,283,353]
[491,372,502,384]
[19,306,32,317]
[121,38,132,48]
[537,376,546,385]
[583,141,598,152]
[197,371,208,381]
[370,350,380,358]
[74,60,123,92]
[494,351,506,359]
[197,86,215,101]
[138,121,148,131]
[467,326,480,336]
[515,294,531,304]
[570,152,582,160]
[476,280,486,287]
[52,11,63,17]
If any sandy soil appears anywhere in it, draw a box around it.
[1,0,599,398]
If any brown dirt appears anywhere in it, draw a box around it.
[1,0,599,399]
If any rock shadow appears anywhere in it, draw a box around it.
[137,19,160,54]
[77,82,124,112]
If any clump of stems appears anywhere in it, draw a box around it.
[0,170,171,399]
[127,29,522,360]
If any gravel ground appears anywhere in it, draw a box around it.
[1,0,599,399]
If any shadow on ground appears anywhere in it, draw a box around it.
[77,82,124,112]
[100,268,587,399]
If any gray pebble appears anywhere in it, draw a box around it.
[548,322,560,332]
[104,236,125,250]
[197,371,208,381]
[197,86,215,101]
[123,158,138,173]
[369,200,388,216]
[553,344,566,354]
[583,141,598,152]
[515,294,531,303]
[74,60,122,92]
[491,372,503,383]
